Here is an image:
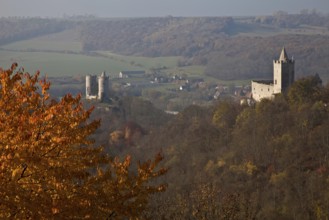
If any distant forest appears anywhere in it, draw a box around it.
[1,12,329,80]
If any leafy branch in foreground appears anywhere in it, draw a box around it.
[0,63,167,219]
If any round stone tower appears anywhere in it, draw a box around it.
[86,75,91,97]
[86,74,97,99]
[98,71,109,101]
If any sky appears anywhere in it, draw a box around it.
[0,0,328,18]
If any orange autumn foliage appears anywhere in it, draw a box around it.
[0,63,166,219]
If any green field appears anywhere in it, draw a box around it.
[0,29,243,84]
[0,50,143,77]
[0,29,228,85]
[96,51,180,70]
[0,29,188,77]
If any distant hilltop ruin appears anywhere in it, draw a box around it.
[86,72,109,101]
[251,47,295,101]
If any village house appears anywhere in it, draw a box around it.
[119,71,145,78]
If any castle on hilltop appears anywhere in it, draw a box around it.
[86,72,109,101]
[251,47,295,101]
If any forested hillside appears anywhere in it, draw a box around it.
[204,35,329,80]
[127,74,329,219]
[0,18,71,45]
[78,13,329,80]
[80,17,233,57]
[84,73,329,219]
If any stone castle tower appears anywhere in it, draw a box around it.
[273,47,295,94]
[251,47,295,102]
[86,71,109,101]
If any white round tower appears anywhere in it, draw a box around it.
[86,75,98,99]
[98,71,109,101]
[86,75,91,98]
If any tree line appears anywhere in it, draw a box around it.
[254,10,329,28]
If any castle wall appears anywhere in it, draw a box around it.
[251,81,274,102]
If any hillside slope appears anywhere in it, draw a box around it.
[1,14,329,81]
[79,14,329,80]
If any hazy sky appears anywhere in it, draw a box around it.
[0,0,328,17]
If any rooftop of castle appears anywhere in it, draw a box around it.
[279,47,289,61]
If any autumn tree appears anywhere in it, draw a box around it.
[287,74,323,105]
[0,63,166,219]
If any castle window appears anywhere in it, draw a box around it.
[275,79,277,84]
